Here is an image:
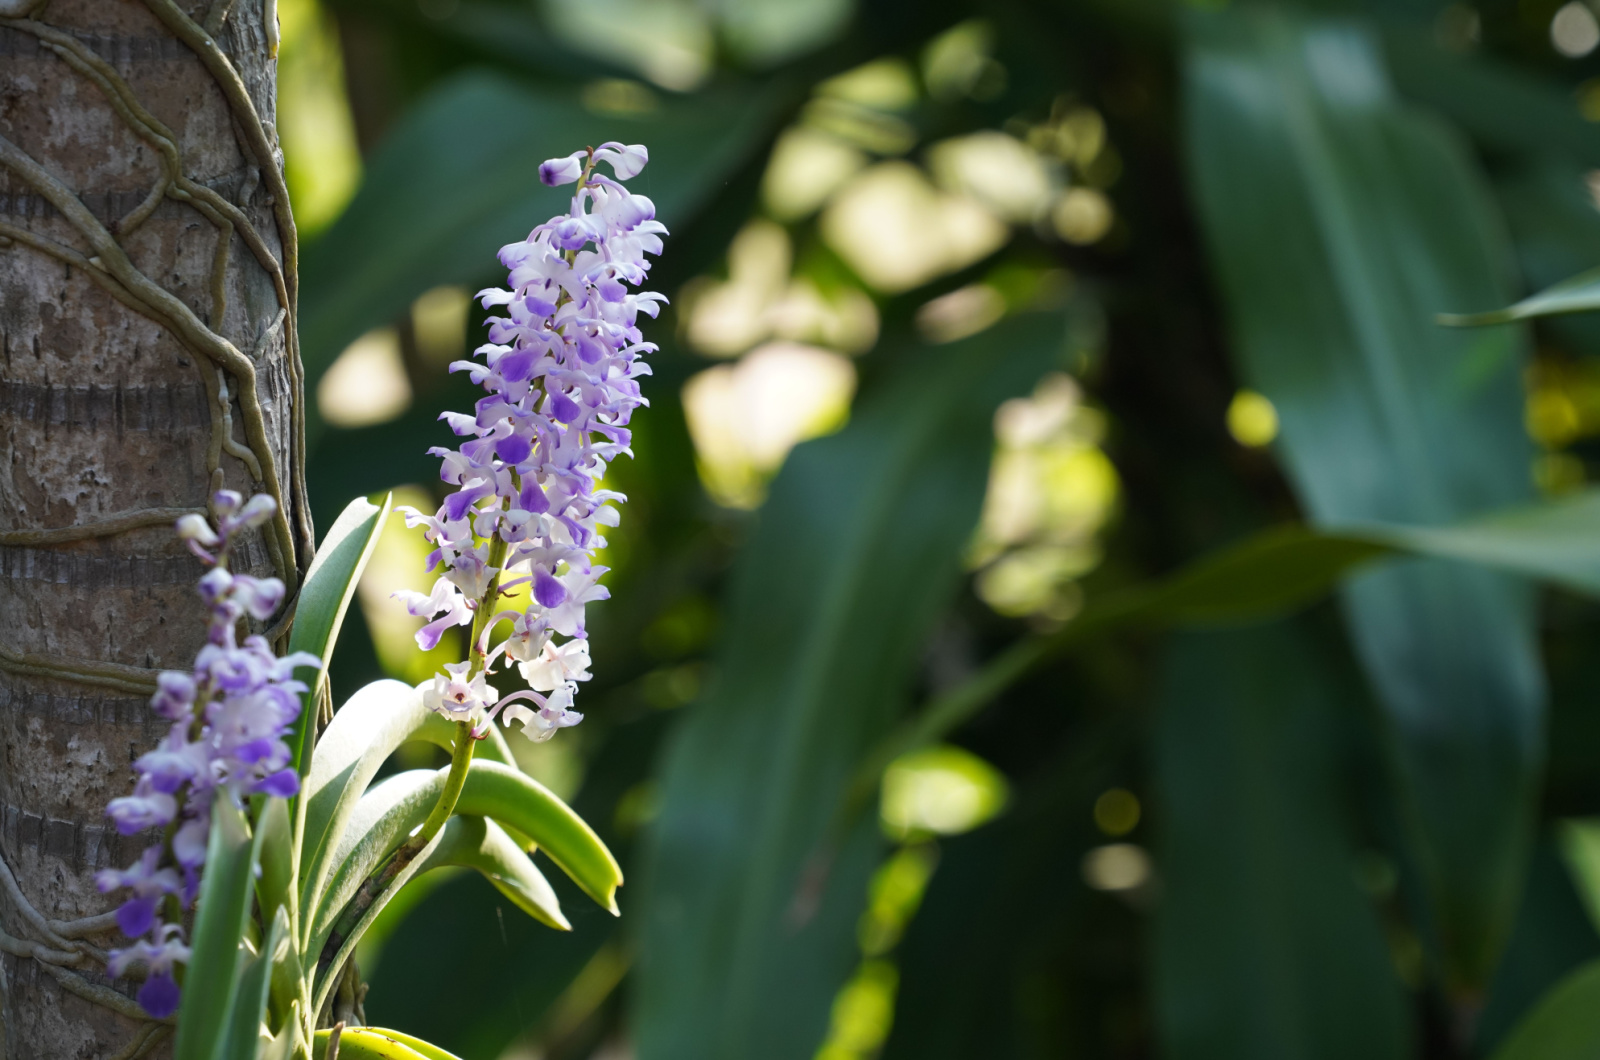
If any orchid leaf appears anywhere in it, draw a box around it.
[869,485,1600,828]
[1490,959,1600,1060]
[313,1027,433,1060]
[286,494,389,784]
[174,797,260,1060]
[312,828,446,1019]
[345,1028,465,1060]
[414,815,568,930]
[261,1008,301,1060]
[1437,267,1600,327]
[220,905,288,1060]
[455,759,623,913]
[307,769,445,961]
[298,679,430,938]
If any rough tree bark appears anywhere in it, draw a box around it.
[0,0,309,1054]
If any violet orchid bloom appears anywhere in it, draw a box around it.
[402,144,660,745]
[97,493,320,1018]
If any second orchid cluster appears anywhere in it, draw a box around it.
[97,492,317,1017]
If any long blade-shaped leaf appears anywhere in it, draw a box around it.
[1185,9,1541,987]
[299,679,429,934]
[174,797,260,1060]
[308,769,445,959]
[311,823,447,1018]
[634,313,1069,1060]
[1153,623,1409,1060]
[874,488,1600,780]
[286,493,390,784]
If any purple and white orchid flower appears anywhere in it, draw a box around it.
[397,142,662,742]
[98,492,319,1018]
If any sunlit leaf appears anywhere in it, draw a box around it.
[415,815,568,930]
[287,494,390,784]
[455,759,622,914]
[308,768,445,961]
[299,679,430,936]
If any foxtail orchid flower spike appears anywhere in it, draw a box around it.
[398,143,662,741]
[97,493,320,1018]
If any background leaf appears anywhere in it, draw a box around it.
[633,312,1070,1060]
[1184,8,1543,988]
[1152,621,1409,1060]
[1491,959,1600,1060]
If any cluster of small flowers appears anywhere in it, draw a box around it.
[396,142,662,741]
[97,492,318,1018]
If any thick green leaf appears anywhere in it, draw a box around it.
[287,494,390,783]
[455,759,622,913]
[634,313,1069,1060]
[341,1028,464,1060]
[312,824,448,1020]
[313,1027,432,1060]
[414,815,568,930]
[299,679,524,922]
[362,712,661,1056]
[175,797,261,1060]
[299,679,430,935]
[1491,959,1600,1060]
[260,1010,300,1060]
[1185,9,1541,987]
[220,905,288,1060]
[309,769,445,960]
[1153,623,1409,1060]
[298,71,778,390]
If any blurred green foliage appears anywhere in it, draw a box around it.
[282,0,1600,1055]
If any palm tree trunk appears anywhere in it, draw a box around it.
[0,0,308,1054]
